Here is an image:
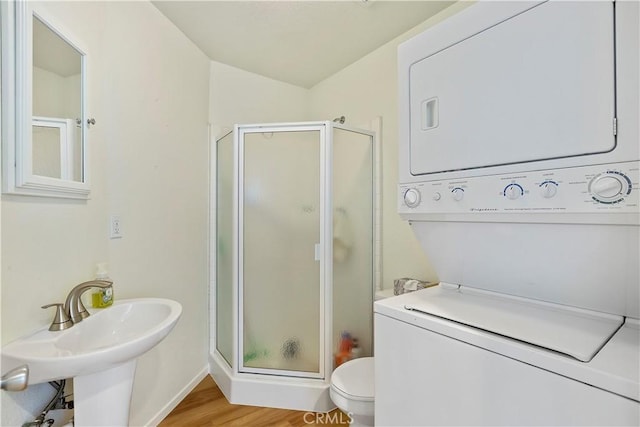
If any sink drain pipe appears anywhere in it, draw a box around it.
[22,379,73,427]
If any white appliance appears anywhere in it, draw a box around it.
[376,1,639,425]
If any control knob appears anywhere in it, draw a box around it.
[404,188,421,208]
[539,181,558,199]
[451,188,464,202]
[589,171,632,204]
[504,183,524,200]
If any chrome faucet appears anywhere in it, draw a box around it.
[63,280,113,324]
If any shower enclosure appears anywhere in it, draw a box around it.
[210,122,376,411]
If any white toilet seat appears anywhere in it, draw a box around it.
[330,357,375,424]
[331,357,374,401]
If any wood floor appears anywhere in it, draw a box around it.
[159,375,350,426]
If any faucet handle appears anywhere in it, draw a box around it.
[41,303,73,331]
[1,365,28,391]
[76,298,90,320]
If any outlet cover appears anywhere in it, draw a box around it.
[110,215,123,239]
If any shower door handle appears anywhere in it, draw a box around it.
[314,244,320,261]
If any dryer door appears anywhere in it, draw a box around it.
[409,1,615,176]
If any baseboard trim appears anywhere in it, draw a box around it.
[145,365,208,426]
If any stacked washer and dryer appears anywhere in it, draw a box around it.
[375,1,639,426]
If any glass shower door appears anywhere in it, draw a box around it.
[332,128,374,361]
[239,127,323,378]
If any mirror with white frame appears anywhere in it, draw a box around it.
[1,1,90,199]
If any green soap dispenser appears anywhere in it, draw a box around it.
[92,262,114,308]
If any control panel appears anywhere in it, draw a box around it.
[399,162,639,218]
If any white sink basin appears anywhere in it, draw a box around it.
[1,298,182,385]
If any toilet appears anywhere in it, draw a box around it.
[329,290,393,425]
[329,357,375,426]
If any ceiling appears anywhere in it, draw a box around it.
[152,1,454,88]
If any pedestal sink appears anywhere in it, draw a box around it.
[1,298,182,426]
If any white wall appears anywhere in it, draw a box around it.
[209,60,309,138]
[32,66,74,118]
[1,1,210,426]
[309,2,473,289]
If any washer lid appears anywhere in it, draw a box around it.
[401,285,623,362]
[331,357,374,401]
